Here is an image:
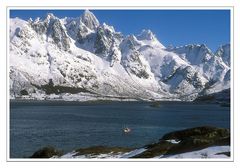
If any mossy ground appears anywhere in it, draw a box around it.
[74,146,133,156]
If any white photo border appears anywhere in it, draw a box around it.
[5,5,234,163]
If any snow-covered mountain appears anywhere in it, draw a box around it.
[9,10,230,101]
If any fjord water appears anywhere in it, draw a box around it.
[10,101,230,158]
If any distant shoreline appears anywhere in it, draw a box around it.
[9,98,222,106]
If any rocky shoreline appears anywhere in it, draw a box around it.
[30,126,230,159]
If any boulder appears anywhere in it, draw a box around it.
[133,126,230,158]
[30,146,63,158]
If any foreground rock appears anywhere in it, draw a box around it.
[133,126,230,158]
[30,146,63,158]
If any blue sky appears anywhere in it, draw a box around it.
[10,9,230,52]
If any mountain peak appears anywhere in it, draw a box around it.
[46,13,56,19]
[137,29,155,41]
[9,12,230,101]
[102,22,115,33]
[80,10,100,30]
[42,13,59,25]
[178,44,212,54]
[45,13,57,21]
[217,43,230,51]
[215,44,230,66]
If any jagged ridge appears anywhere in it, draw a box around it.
[9,10,230,101]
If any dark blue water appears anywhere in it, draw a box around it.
[10,101,230,158]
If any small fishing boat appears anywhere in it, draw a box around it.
[123,127,131,133]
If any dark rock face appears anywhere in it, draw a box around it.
[29,20,47,35]
[133,126,230,158]
[30,146,63,158]
[20,89,28,95]
[122,50,150,79]
[195,88,230,103]
[29,14,71,51]
[50,20,71,51]
[161,126,229,141]
[164,66,206,90]
[31,79,92,95]
[93,25,122,58]
[94,26,112,55]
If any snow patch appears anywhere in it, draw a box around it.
[159,146,230,159]
[166,139,181,144]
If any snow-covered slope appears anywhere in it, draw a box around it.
[168,44,229,82]
[9,10,230,101]
[215,44,230,67]
[58,146,230,159]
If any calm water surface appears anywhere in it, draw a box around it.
[10,101,230,158]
